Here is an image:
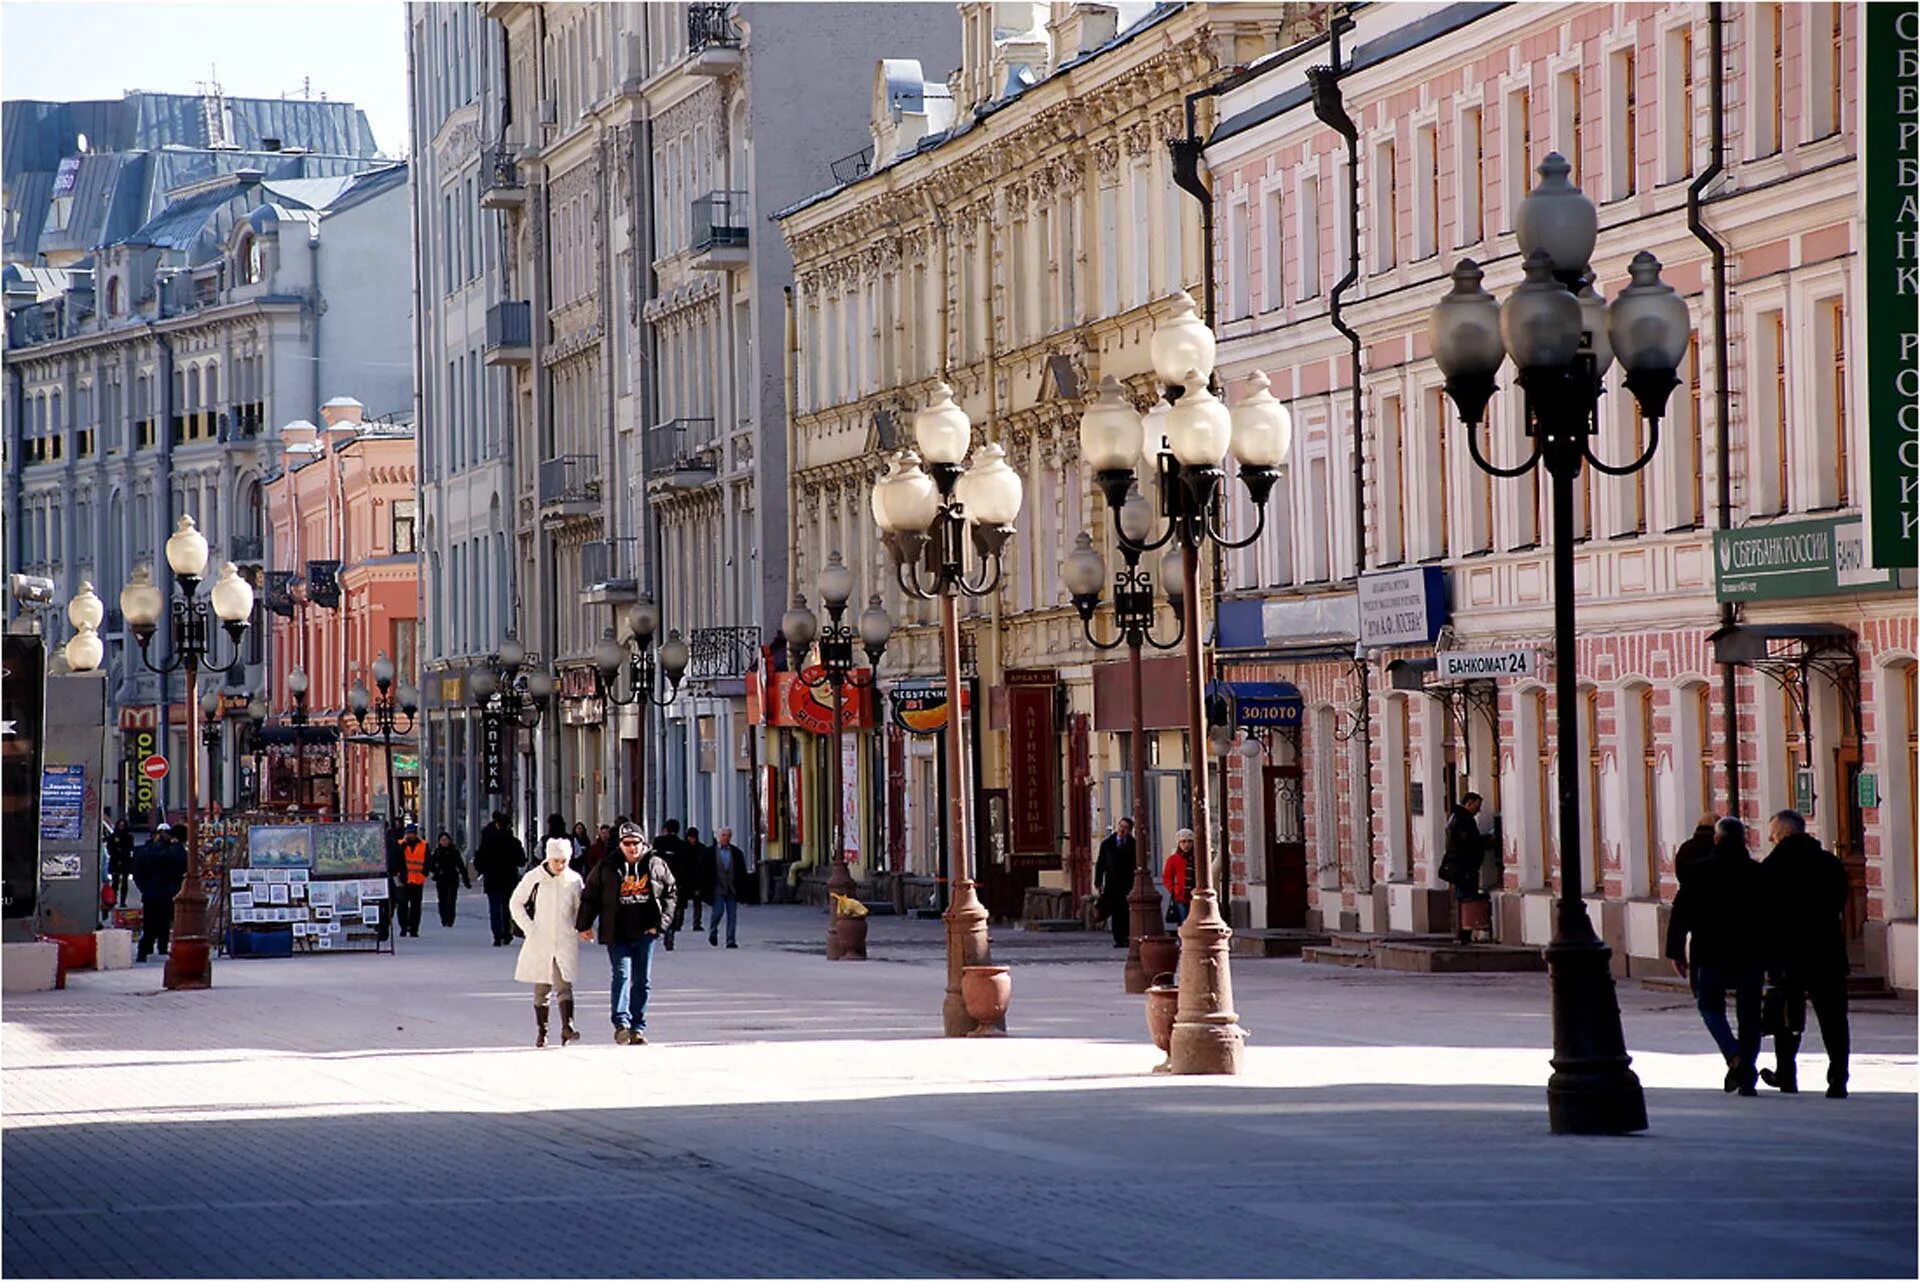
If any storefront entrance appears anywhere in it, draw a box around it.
[1262,764,1307,928]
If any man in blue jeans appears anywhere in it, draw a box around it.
[577,822,677,1044]
[707,827,745,948]
[1665,817,1766,1095]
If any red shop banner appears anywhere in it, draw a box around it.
[1005,668,1057,856]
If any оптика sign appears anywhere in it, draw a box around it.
[1713,514,1900,602]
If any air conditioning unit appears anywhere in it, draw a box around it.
[537,98,557,126]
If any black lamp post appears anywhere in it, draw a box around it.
[1430,152,1689,1136]
[244,694,268,809]
[467,635,556,827]
[872,383,1023,1036]
[286,665,314,810]
[1076,296,1294,1075]
[592,598,689,828]
[1062,466,1185,994]
[782,550,894,917]
[341,651,418,823]
[198,688,225,815]
[117,515,256,991]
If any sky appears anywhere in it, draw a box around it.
[1,0,411,157]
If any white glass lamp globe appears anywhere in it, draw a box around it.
[1078,375,1142,474]
[871,451,939,534]
[1164,376,1233,469]
[912,383,972,467]
[165,515,210,580]
[209,563,254,623]
[953,443,1023,527]
[64,625,103,673]
[1228,371,1293,470]
[658,631,690,681]
[119,566,163,629]
[68,581,105,631]
[1149,291,1216,387]
[1062,532,1106,599]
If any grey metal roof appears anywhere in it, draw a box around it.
[35,152,139,257]
[4,169,53,260]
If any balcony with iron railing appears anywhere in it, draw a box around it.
[690,191,749,270]
[478,146,526,210]
[538,453,601,522]
[687,3,742,76]
[483,301,533,366]
[688,626,761,682]
[580,535,641,608]
[643,417,718,489]
[830,146,874,186]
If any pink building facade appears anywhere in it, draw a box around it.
[1203,2,1916,988]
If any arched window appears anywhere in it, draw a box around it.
[106,275,122,316]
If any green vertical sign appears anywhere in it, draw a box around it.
[1866,2,1919,568]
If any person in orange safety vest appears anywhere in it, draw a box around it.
[396,821,429,938]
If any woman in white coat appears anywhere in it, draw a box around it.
[510,837,585,1047]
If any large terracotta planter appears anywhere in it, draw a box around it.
[961,964,1011,1036]
[1145,983,1179,1056]
[1138,934,1179,985]
[826,914,867,961]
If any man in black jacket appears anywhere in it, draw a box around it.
[133,823,187,962]
[107,818,137,908]
[473,812,527,946]
[1666,818,1766,1095]
[1673,815,1717,884]
[1759,810,1852,1098]
[577,822,677,1044]
[1438,793,1485,944]
[653,819,686,949]
[1094,818,1138,948]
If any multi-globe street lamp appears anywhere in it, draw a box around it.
[1429,152,1689,1136]
[62,582,106,674]
[285,664,316,809]
[871,383,1023,1035]
[592,597,690,824]
[781,549,894,916]
[1077,292,1294,1075]
[243,694,269,808]
[116,514,256,990]
[1061,453,1186,994]
[341,651,419,823]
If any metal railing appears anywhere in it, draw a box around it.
[643,417,718,475]
[688,3,741,51]
[485,300,532,351]
[830,146,873,186]
[538,454,601,507]
[228,533,264,562]
[691,191,749,254]
[580,536,641,589]
[483,146,522,193]
[689,626,761,680]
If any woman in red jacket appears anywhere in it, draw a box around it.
[1162,828,1196,926]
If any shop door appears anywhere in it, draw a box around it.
[1262,764,1307,929]
[1833,744,1867,962]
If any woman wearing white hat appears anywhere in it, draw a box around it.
[1162,829,1197,926]
[509,837,585,1046]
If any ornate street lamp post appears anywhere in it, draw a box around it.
[872,383,1023,1035]
[198,688,226,817]
[342,651,419,823]
[117,515,256,990]
[468,635,557,830]
[286,665,314,809]
[783,551,894,921]
[591,598,689,827]
[63,582,106,674]
[1430,152,1688,1135]
[1079,294,1294,1075]
[244,694,268,809]
[1061,453,1187,993]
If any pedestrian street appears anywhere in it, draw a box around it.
[3,900,1914,1279]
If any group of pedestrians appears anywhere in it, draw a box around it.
[1091,820,1199,943]
[1666,809,1852,1099]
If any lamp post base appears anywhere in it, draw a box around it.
[162,886,214,991]
[942,880,995,1036]
[1544,902,1647,1135]
[1167,889,1242,1074]
[1123,862,1162,994]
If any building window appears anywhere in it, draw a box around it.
[1226,197,1250,320]
[1767,309,1789,513]
[1818,297,1851,508]
[1414,123,1438,260]
[1458,106,1484,247]
[1378,395,1405,565]
[1505,85,1533,229]
[1098,183,1119,317]
[1609,47,1637,200]
[1260,186,1284,312]
[1555,68,1583,187]
[1669,332,1704,529]
[1664,24,1696,182]
[1305,455,1331,582]
[1809,2,1843,140]
[1129,159,1151,307]
[1754,3,1784,156]
[1372,140,1397,271]
[1694,684,1715,818]
[1584,687,1602,894]
[1298,172,1321,298]
[1639,686,1660,895]
[392,499,417,554]
[1427,387,1450,558]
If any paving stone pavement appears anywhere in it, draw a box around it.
[3,897,1914,1278]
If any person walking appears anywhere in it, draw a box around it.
[107,818,136,909]
[587,824,613,877]
[683,826,714,935]
[577,822,677,1044]
[1162,829,1195,927]
[1094,818,1138,948]
[654,819,687,950]
[133,823,185,962]
[1665,818,1766,1095]
[1759,810,1852,1099]
[428,830,471,928]
[708,827,745,948]
[509,838,584,1047]
[474,812,527,946]
[1439,792,1487,944]
[396,822,429,938]
[1674,815,1717,884]
[570,821,594,876]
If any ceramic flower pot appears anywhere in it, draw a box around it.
[961,964,1011,1035]
[1145,982,1180,1055]
[1138,934,1180,983]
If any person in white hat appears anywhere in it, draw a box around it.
[1162,829,1196,926]
[509,837,585,1047]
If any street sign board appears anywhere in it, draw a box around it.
[1865,0,1918,568]
[1858,772,1880,810]
[1713,515,1900,602]
[141,754,169,782]
[1436,650,1538,680]
[1358,566,1448,648]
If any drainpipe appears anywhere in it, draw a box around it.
[1686,4,1739,820]
[1308,9,1375,891]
